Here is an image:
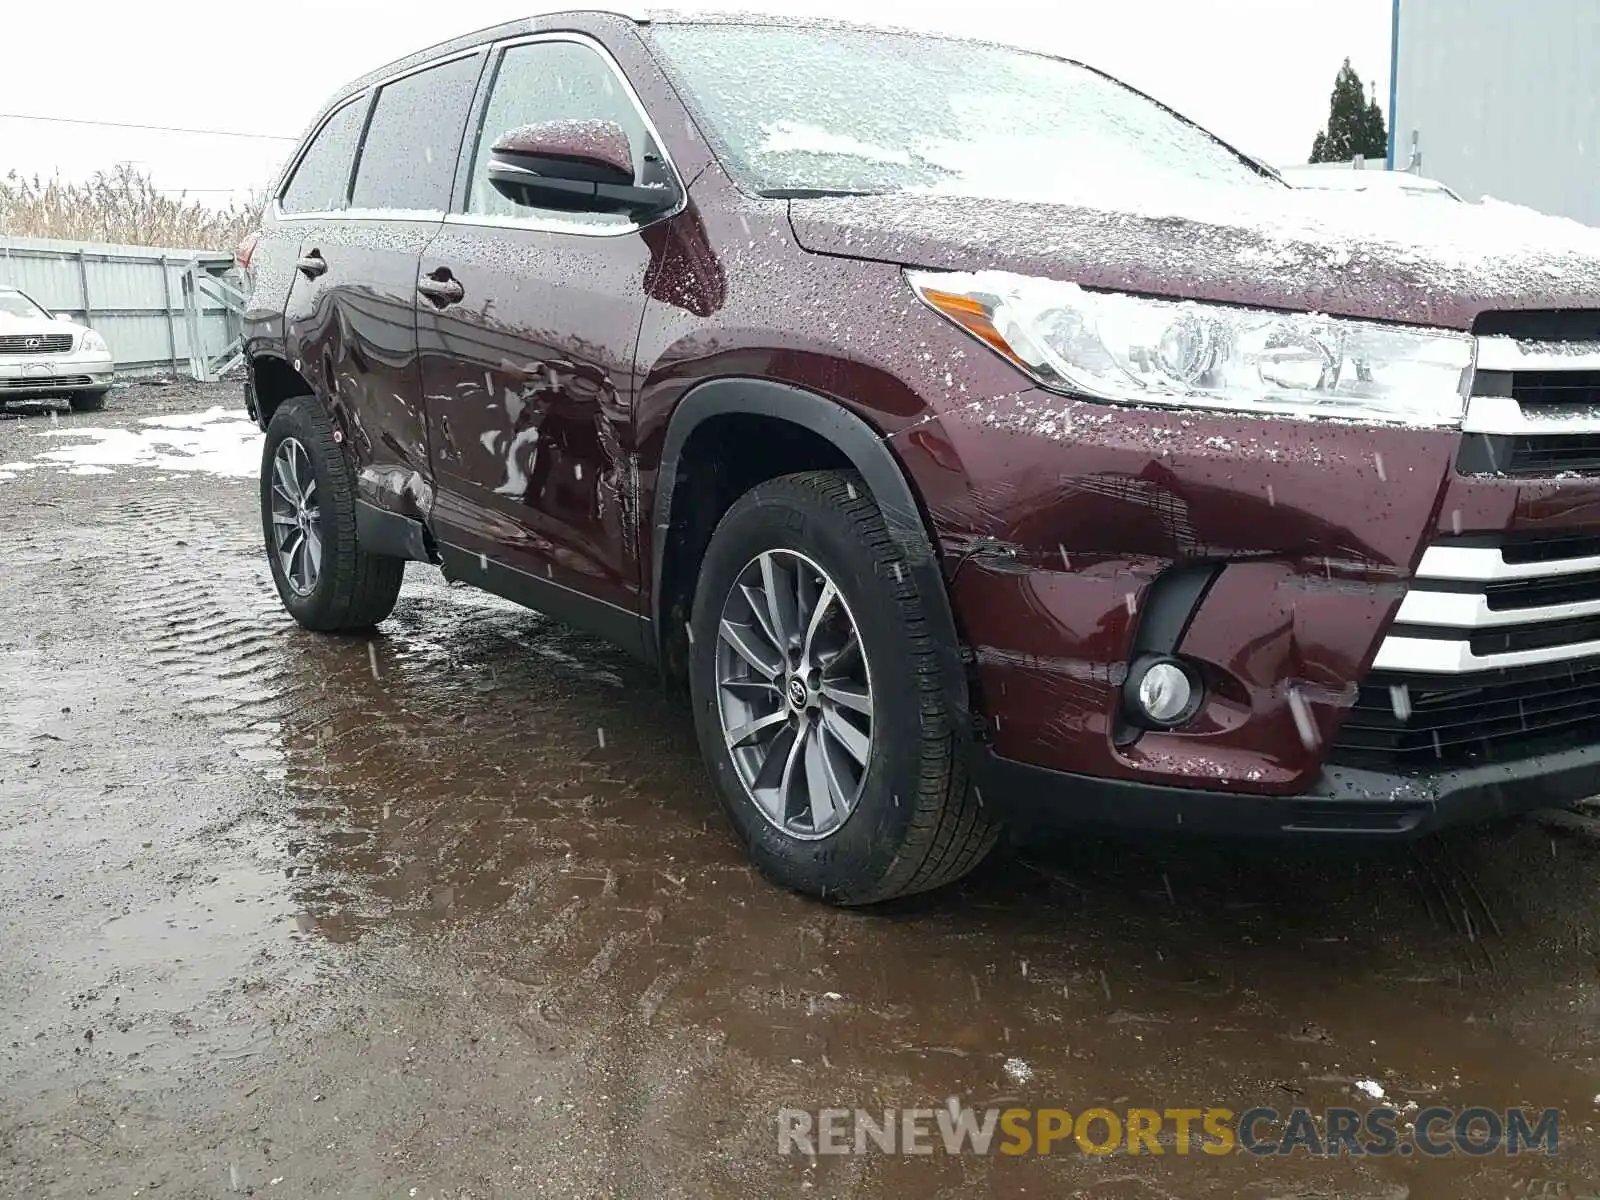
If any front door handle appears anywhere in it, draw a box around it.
[296,250,327,279]
[418,269,464,307]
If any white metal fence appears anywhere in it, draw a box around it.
[0,234,245,380]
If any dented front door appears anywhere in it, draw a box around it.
[415,221,648,613]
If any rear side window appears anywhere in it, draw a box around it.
[351,54,482,213]
[280,99,366,214]
[464,40,659,225]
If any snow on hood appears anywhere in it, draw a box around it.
[789,181,1600,330]
[0,313,78,336]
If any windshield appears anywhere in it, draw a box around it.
[650,24,1276,201]
[0,290,49,319]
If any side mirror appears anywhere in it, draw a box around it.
[487,120,676,220]
[53,312,76,323]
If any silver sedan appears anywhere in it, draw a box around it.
[0,286,115,411]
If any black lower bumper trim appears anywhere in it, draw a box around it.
[970,740,1600,837]
[355,499,433,563]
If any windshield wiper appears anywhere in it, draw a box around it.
[756,187,889,200]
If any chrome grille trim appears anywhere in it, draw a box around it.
[1380,538,1600,673]
[1463,334,1600,446]
[1415,544,1600,582]
[1373,634,1600,674]
[1462,394,1600,435]
[1476,337,1600,373]
[1393,589,1600,628]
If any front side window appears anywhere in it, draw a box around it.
[464,39,659,226]
[650,25,1279,203]
[280,99,366,214]
[351,54,483,213]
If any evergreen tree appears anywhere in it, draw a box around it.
[1361,86,1390,161]
[1309,60,1389,163]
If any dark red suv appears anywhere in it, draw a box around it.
[242,10,1600,903]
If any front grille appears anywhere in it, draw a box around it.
[1471,615,1600,656]
[0,333,73,354]
[1512,369,1600,407]
[1457,328,1600,476]
[0,375,93,390]
[1377,534,1600,674]
[1332,658,1600,769]
[1503,533,1600,564]
[1347,530,1600,767]
[1459,434,1600,476]
[1485,567,1600,609]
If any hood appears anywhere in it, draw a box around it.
[788,184,1600,331]
[0,314,80,338]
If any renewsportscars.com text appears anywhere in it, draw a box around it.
[778,1104,1561,1158]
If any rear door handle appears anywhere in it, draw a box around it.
[418,269,464,307]
[296,250,327,279]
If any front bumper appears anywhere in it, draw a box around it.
[973,742,1598,837]
[0,351,114,397]
[893,377,1600,828]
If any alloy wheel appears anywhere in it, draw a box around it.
[268,437,322,596]
[715,549,875,840]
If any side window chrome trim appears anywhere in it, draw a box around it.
[369,45,483,89]
[453,30,688,235]
[272,208,449,224]
[442,211,651,238]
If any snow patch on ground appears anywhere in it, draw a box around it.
[1,406,262,482]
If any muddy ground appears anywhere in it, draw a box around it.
[4,381,1600,1199]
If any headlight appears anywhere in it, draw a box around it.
[908,269,1476,427]
[81,330,108,353]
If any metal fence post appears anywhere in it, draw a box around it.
[75,249,93,327]
[180,265,208,382]
[158,255,179,377]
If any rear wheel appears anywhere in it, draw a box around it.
[68,389,108,412]
[689,470,1000,904]
[261,395,403,631]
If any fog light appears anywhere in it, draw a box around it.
[1125,656,1202,729]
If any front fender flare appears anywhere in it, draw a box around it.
[652,377,974,745]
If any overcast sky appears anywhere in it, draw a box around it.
[1,0,1391,207]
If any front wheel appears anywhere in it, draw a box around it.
[261,395,403,631]
[688,470,1000,905]
[68,389,108,413]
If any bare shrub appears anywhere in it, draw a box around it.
[0,163,265,252]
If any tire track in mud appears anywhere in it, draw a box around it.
[105,491,304,781]
[1407,839,1507,978]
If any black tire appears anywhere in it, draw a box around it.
[688,470,1000,905]
[261,395,403,631]
[68,389,108,412]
